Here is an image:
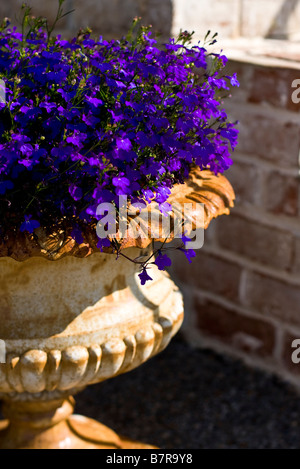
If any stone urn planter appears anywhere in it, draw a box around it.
[0,168,234,449]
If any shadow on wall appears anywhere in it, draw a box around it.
[266,0,300,38]
[82,0,174,41]
[0,0,173,41]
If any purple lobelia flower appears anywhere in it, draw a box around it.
[20,215,40,234]
[154,252,172,271]
[179,248,196,264]
[138,267,153,285]
[0,6,239,283]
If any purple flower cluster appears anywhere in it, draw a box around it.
[0,15,238,239]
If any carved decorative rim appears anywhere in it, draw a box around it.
[0,168,235,261]
[0,306,183,401]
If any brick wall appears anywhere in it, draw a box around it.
[2,0,300,41]
[0,0,173,41]
[169,47,300,386]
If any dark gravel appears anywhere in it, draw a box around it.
[75,335,300,449]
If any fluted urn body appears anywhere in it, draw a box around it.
[0,248,183,400]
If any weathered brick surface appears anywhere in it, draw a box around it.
[244,271,300,326]
[194,53,300,383]
[292,238,300,275]
[4,0,300,43]
[1,0,174,40]
[195,296,276,357]
[73,0,173,39]
[223,60,300,112]
[282,331,300,376]
[0,3,13,20]
[226,160,261,206]
[170,250,242,302]
[175,48,300,384]
[73,0,138,38]
[215,214,293,271]
[227,105,300,168]
[201,221,216,246]
[262,170,299,217]
[140,0,173,37]
[248,67,300,113]
[223,61,254,103]
[8,0,69,27]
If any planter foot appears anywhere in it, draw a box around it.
[0,398,157,449]
[67,414,157,449]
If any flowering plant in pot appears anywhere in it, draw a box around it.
[0,1,238,449]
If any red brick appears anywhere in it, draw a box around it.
[292,238,300,275]
[249,67,300,113]
[263,170,299,217]
[227,106,300,168]
[196,219,215,247]
[225,61,300,113]
[215,214,293,271]
[195,296,276,357]
[170,250,241,301]
[222,61,254,103]
[0,4,13,19]
[226,160,260,206]
[244,271,300,326]
[13,0,69,26]
[282,331,300,376]
[73,0,172,40]
[73,0,139,38]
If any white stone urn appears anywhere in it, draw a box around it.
[0,168,234,449]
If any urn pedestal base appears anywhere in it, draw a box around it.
[0,397,157,449]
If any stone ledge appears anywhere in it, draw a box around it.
[212,38,300,69]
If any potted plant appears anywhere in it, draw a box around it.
[0,2,238,449]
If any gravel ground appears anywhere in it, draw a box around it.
[75,335,300,449]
